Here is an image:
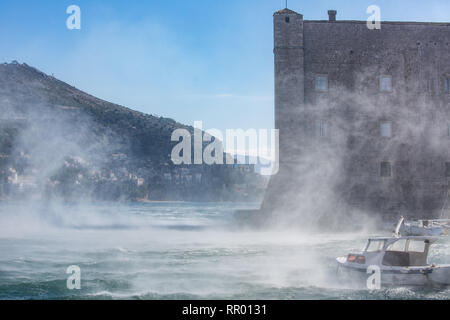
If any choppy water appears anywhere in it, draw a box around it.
[0,201,449,300]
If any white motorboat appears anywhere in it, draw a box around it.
[395,216,450,237]
[336,236,450,288]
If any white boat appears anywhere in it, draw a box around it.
[336,236,450,288]
[395,216,450,237]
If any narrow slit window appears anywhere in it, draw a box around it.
[446,78,450,93]
[315,120,327,137]
[380,76,392,92]
[315,75,328,92]
[380,162,392,178]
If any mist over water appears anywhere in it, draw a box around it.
[0,201,449,300]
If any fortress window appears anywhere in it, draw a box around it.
[381,122,391,137]
[315,120,327,137]
[315,75,328,92]
[380,162,392,178]
[446,78,450,92]
[285,17,290,23]
[380,76,392,92]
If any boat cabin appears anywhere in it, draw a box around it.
[347,236,438,267]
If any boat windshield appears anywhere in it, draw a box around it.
[386,239,407,252]
[365,240,385,252]
[408,240,427,253]
[386,239,428,253]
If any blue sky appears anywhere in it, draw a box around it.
[0,0,449,136]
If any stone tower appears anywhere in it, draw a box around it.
[273,9,305,165]
[260,9,307,218]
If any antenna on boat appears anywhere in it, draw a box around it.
[393,216,404,237]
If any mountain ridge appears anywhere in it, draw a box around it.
[0,61,265,202]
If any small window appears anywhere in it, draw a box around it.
[408,240,426,253]
[315,75,328,92]
[366,240,385,252]
[446,162,450,177]
[285,17,290,23]
[380,161,392,177]
[380,76,392,92]
[446,78,450,93]
[356,256,366,264]
[381,122,391,137]
[315,120,326,137]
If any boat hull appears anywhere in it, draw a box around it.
[337,262,450,288]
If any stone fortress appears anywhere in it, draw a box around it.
[259,8,450,223]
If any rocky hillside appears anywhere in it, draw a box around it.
[0,61,187,160]
[0,62,265,202]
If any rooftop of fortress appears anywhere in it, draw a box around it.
[274,8,450,26]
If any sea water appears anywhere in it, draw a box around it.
[0,201,449,300]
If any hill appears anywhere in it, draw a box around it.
[0,62,265,202]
